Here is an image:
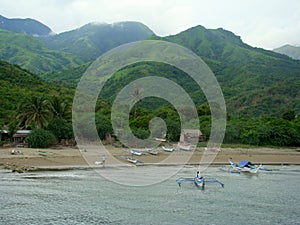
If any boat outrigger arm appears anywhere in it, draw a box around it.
[176,177,224,188]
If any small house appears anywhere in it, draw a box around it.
[13,130,31,145]
[179,129,205,144]
[0,130,9,141]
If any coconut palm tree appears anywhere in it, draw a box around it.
[17,96,51,129]
[48,96,71,122]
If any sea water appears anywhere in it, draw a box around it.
[0,166,299,225]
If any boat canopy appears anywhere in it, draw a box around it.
[238,160,253,167]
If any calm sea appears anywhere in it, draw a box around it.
[0,165,299,225]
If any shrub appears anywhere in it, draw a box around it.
[26,129,56,148]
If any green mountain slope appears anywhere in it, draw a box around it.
[0,29,84,74]
[150,26,300,116]
[39,25,300,117]
[40,22,155,61]
[0,60,74,123]
[0,15,52,36]
[40,62,91,87]
[273,44,300,60]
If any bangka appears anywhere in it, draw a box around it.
[178,143,196,151]
[127,157,138,164]
[229,159,262,174]
[176,172,224,189]
[130,149,142,156]
[162,146,175,152]
[147,149,158,155]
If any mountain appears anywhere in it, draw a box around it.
[40,62,91,87]
[40,21,155,61]
[273,44,300,60]
[0,60,74,123]
[0,15,52,36]
[147,26,300,116]
[46,25,300,116]
[0,29,83,73]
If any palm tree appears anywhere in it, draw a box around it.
[17,96,51,129]
[48,96,71,122]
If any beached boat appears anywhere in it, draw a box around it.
[127,157,138,164]
[229,159,262,174]
[154,138,166,142]
[176,172,224,189]
[130,149,142,156]
[178,143,191,151]
[162,146,175,152]
[147,149,158,155]
[177,143,196,151]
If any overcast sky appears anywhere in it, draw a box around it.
[1,0,299,49]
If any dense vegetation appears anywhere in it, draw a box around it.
[1,19,300,147]
[0,29,83,73]
[0,60,74,125]
[41,26,300,117]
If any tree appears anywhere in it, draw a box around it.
[26,128,56,148]
[282,109,295,121]
[47,118,73,141]
[17,96,51,129]
[48,95,71,121]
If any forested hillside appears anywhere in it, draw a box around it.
[0,60,74,124]
[273,44,300,60]
[0,15,52,36]
[43,25,300,117]
[0,29,83,73]
[40,22,155,61]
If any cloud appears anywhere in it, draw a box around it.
[0,0,299,49]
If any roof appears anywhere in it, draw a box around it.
[13,130,31,138]
[238,160,252,167]
[182,129,202,136]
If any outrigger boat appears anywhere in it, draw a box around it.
[162,146,175,152]
[229,159,262,174]
[176,172,224,189]
[130,149,142,156]
[127,157,138,164]
[177,143,195,151]
[147,149,158,155]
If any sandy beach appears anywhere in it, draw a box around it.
[1,145,300,171]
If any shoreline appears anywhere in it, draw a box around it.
[1,146,300,172]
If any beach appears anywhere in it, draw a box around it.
[1,145,300,171]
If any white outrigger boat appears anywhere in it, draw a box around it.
[146,149,158,155]
[229,159,262,174]
[127,157,138,164]
[177,143,194,151]
[176,172,224,189]
[130,149,142,156]
[162,146,175,152]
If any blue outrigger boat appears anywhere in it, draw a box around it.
[229,159,262,174]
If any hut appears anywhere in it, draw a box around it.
[0,130,9,141]
[179,129,205,144]
[13,130,31,146]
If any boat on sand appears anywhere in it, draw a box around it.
[162,146,175,152]
[147,149,158,155]
[130,149,142,156]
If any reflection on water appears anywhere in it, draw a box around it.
[0,166,299,225]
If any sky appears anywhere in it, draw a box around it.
[1,0,299,50]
